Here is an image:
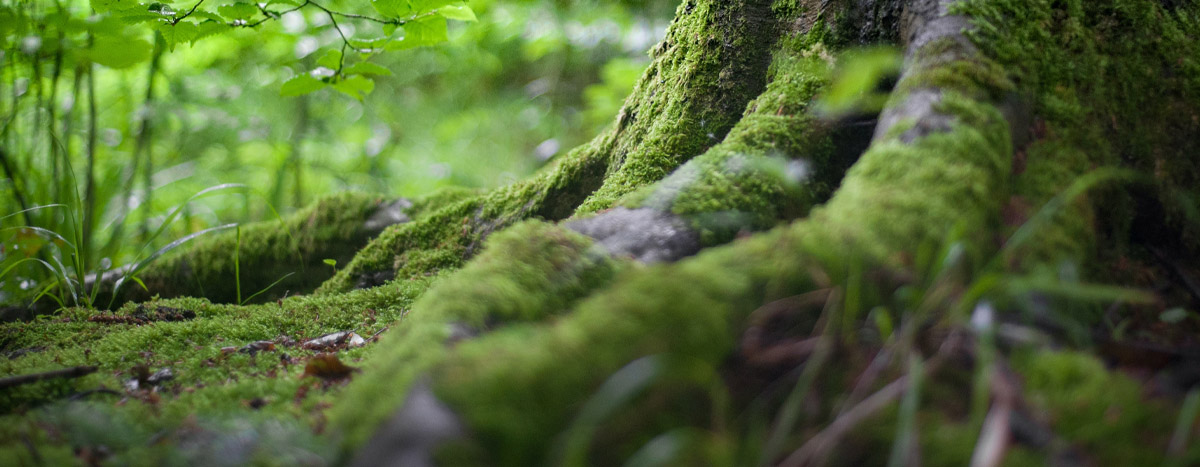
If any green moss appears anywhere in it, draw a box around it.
[336,69,1016,463]
[618,47,838,246]
[316,148,610,293]
[103,191,395,307]
[1011,350,1200,465]
[953,0,1200,257]
[0,275,435,464]
[572,0,789,214]
[328,220,626,451]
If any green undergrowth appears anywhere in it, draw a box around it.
[0,277,434,465]
[834,349,1198,466]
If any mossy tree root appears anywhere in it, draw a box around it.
[333,1,1031,464]
[317,0,790,294]
[87,191,424,309]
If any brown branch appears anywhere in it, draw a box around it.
[171,0,206,25]
[0,365,97,389]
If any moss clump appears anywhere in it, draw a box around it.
[330,220,625,451]
[315,150,610,293]
[1011,350,1200,465]
[618,44,841,246]
[572,0,790,214]
[101,191,399,307]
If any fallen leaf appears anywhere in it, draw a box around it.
[302,353,357,380]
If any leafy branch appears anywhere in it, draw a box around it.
[170,0,206,25]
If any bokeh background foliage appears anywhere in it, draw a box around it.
[0,0,677,308]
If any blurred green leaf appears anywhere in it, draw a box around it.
[218,2,258,20]
[438,4,477,22]
[190,11,226,22]
[317,49,342,69]
[386,16,448,50]
[333,75,375,101]
[1161,308,1189,324]
[371,0,409,18]
[90,35,152,68]
[348,36,391,49]
[344,61,393,76]
[91,0,139,13]
[280,74,327,97]
[818,46,901,116]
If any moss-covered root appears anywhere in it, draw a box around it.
[90,191,446,308]
[319,0,795,294]
[328,221,623,449]
[334,23,1019,461]
[567,34,860,257]
[572,0,786,214]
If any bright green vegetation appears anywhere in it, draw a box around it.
[0,0,676,307]
[4,0,1200,465]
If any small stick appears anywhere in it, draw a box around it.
[0,365,97,389]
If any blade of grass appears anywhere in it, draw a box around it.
[111,223,237,302]
[556,355,666,467]
[241,272,295,305]
[234,224,242,304]
[0,204,66,223]
[1166,388,1200,463]
[886,355,924,467]
[760,289,840,466]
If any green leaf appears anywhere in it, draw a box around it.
[91,0,138,13]
[386,16,448,50]
[157,21,199,51]
[280,74,327,97]
[348,36,391,49]
[1161,308,1189,324]
[437,3,476,22]
[267,0,302,5]
[383,23,400,36]
[190,11,226,22]
[344,61,393,76]
[415,0,458,15]
[371,0,410,18]
[333,75,375,101]
[90,35,152,68]
[218,2,258,20]
[192,20,228,43]
[316,49,342,69]
[323,259,337,268]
